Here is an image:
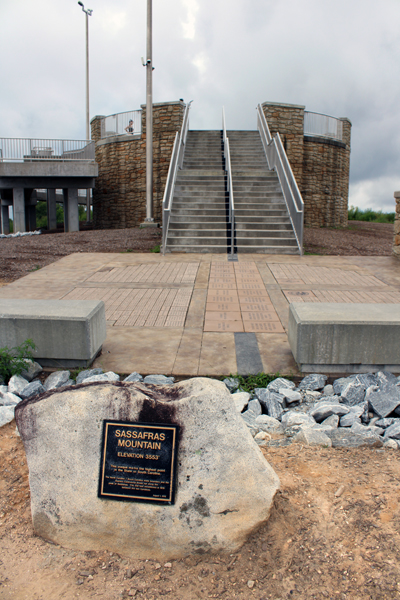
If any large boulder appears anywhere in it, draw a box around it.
[15,378,279,561]
[366,385,400,418]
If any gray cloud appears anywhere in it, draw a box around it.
[1,0,399,212]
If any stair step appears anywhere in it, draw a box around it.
[168,236,228,246]
[234,193,283,198]
[168,229,228,238]
[177,170,225,177]
[234,230,295,239]
[174,188,226,193]
[164,129,300,255]
[234,246,299,255]
[173,204,227,211]
[171,210,227,216]
[235,236,297,246]
[169,222,227,230]
[169,246,228,254]
[235,223,292,231]
[170,216,228,223]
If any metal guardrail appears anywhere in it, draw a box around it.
[162,101,193,254]
[0,138,95,162]
[304,111,343,141]
[100,110,142,138]
[34,189,92,201]
[257,104,304,254]
[222,107,235,256]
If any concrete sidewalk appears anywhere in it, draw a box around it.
[1,252,399,377]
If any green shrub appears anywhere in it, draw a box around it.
[36,201,89,229]
[0,339,36,384]
[348,205,395,223]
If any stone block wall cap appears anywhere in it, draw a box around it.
[394,191,400,198]
[261,101,306,110]
[339,117,352,125]
[91,115,106,123]
[140,100,186,109]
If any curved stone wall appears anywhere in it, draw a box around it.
[393,191,400,258]
[262,102,351,228]
[91,101,185,229]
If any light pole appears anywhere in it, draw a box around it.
[78,1,93,222]
[143,0,154,224]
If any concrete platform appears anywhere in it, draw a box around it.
[0,252,399,376]
[0,299,106,368]
[289,302,400,373]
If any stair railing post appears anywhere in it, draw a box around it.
[222,107,235,256]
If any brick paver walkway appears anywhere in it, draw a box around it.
[205,262,284,332]
[269,264,384,287]
[1,253,399,376]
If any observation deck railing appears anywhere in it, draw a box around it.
[0,138,95,162]
[304,111,343,141]
[100,110,142,138]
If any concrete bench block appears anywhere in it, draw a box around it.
[288,303,400,374]
[0,299,106,368]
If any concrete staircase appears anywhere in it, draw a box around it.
[228,130,299,254]
[166,131,229,252]
[164,129,299,254]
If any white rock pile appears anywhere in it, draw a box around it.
[2,364,400,450]
[231,372,400,450]
[0,230,41,239]
[0,364,175,427]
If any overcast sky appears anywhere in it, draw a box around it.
[1,0,400,212]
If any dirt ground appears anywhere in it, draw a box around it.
[0,227,162,284]
[0,221,394,285]
[303,221,393,256]
[1,420,400,600]
[0,221,399,599]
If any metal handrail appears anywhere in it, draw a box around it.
[222,107,235,255]
[257,104,304,254]
[162,101,193,254]
[0,138,95,162]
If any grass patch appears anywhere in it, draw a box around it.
[348,205,395,223]
[151,244,161,253]
[228,372,286,394]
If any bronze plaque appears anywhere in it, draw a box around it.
[98,421,179,505]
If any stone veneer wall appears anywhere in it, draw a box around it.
[393,191,400,257]
[91,101,185,229]
[262,102,304,186]
[262,102,351,228]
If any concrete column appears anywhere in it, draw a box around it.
[63,188,79,232]
[26,205,37,232]
[13,188,26,233]
[47,189,57,230]
[1,204,9,234]
[63,188,69,232]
